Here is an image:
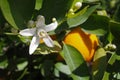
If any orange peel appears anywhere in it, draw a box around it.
[63,27,99,62]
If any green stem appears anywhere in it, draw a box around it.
[17,68,28,80]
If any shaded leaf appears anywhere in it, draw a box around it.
[110,21,120,39]
[39,0,73,23]
[0,0,35,29]
[81,14,109,35]
[92,48,107,80]
[0,0,18,29]
[113,5,120,22]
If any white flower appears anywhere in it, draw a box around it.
[19,15,58,55]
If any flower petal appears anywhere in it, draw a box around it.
[19,28,36,36]
[36,15,45,28]
[29,35,40,55]
[44,21,58,32]
[43,35,54,47]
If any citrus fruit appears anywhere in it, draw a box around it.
[64,27,99,62]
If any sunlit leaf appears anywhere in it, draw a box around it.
[107,32,114,43]
[62,43,90,80]
[17,59,28,71]
[35,0,43,10]
[55,62,71,75]
[67,4,99,28]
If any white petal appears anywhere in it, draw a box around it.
[43,35,54,47]
[36,15,45,27]
[19,28,36,36]
[44,21,58,32]
[29,35,40,55]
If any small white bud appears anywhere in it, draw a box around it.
[111,44,116,49]
[75,2,82,9]
[52,18,56,22]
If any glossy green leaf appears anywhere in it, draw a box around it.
[0,0,18,29]
[67,4,99,28]
[92,48,107,80]
[81,14,109,35]
[55,62,71,75]
[62,43,90,80]
[0,0,35,29]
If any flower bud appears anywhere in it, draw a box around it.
[75,2,82,9]
[105,43,116,51]
[27,20,35,28]
[52,18,56,22]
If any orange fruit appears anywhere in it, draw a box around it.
[64,27,99,62]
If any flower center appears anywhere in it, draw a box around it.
[38,30,47,38]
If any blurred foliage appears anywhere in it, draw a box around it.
[0,0,120,80]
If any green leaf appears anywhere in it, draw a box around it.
[113,5,120,22]
[0,0,18,29]
[110,20,120,39]
[0,0,35,29]
[35,0,43,10]
[92,48,107,80]
[41,60,54,77]
[55,62,71,75]
[0,56,8,69]
[71,73,89,80]
[107,32,114,43]
[39,0,73,23]
[67,4,99,28]
[81,14,109,35]
[102,52,116,80]
[62,43,90,80]
[17,58,28,71]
